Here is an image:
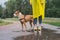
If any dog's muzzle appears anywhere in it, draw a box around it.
[14,14,17,16]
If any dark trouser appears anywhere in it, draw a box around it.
[33,16,42,24]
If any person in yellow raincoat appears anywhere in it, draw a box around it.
[30,0,46,27]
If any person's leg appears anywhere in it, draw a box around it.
[39,16,43,27]
[33,18,37,30]
[33,18,37,26]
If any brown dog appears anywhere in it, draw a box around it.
[14,10,34,31]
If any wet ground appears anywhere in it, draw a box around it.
[0,21,60,40]
[15,29,60,40]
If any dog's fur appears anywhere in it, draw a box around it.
[14,10,34,31]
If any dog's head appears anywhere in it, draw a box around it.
[14,10,20,16]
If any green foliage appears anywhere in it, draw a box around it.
[0,21,12,26]
[0,19,12,26]
[0,20,3,23]
[4,0,32,18]
[44,22,60,26]
[45,0,60,17]
[15,0,32,15]
[0,5,3,17]
[0,0,60,18]
[43,18,60,26]
[5,0,16,18]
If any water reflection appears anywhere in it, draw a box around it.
[15,34,34,40]
[15,29,60,40]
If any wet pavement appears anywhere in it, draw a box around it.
[0,21,60,40]
[43,24,60,34]
[0,22,33,40]
[15,29,60,40]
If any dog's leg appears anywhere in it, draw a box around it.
[30,20,32,28]
[21,23,24,31]
[23,22,27,31]
[19,21,24,31]
[31,20,35,32]
[30,19,34,28]
[30,20,34,31]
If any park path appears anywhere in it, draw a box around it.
[0,21,60,40]
[43,23,60,34]
[0,21,33,40]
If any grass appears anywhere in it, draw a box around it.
[43,18,60,26]
[43,22,60,26]
[5,18,18,21]
[0,20,12,26]
[0,18,18,26]
[0,17,60,26]
[1,18,18,21]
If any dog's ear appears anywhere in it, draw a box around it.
[15,10,19,13]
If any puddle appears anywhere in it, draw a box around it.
[14,34,34,40]
[57,28,60,29]
[15,29,60,40]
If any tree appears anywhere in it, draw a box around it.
[15,0,32,15]
[0,5,3,17]
[3,0,60,18]
[45,0,60,17]
[5,0,16,18]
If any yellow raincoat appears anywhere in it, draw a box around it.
[30,0,46,20]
